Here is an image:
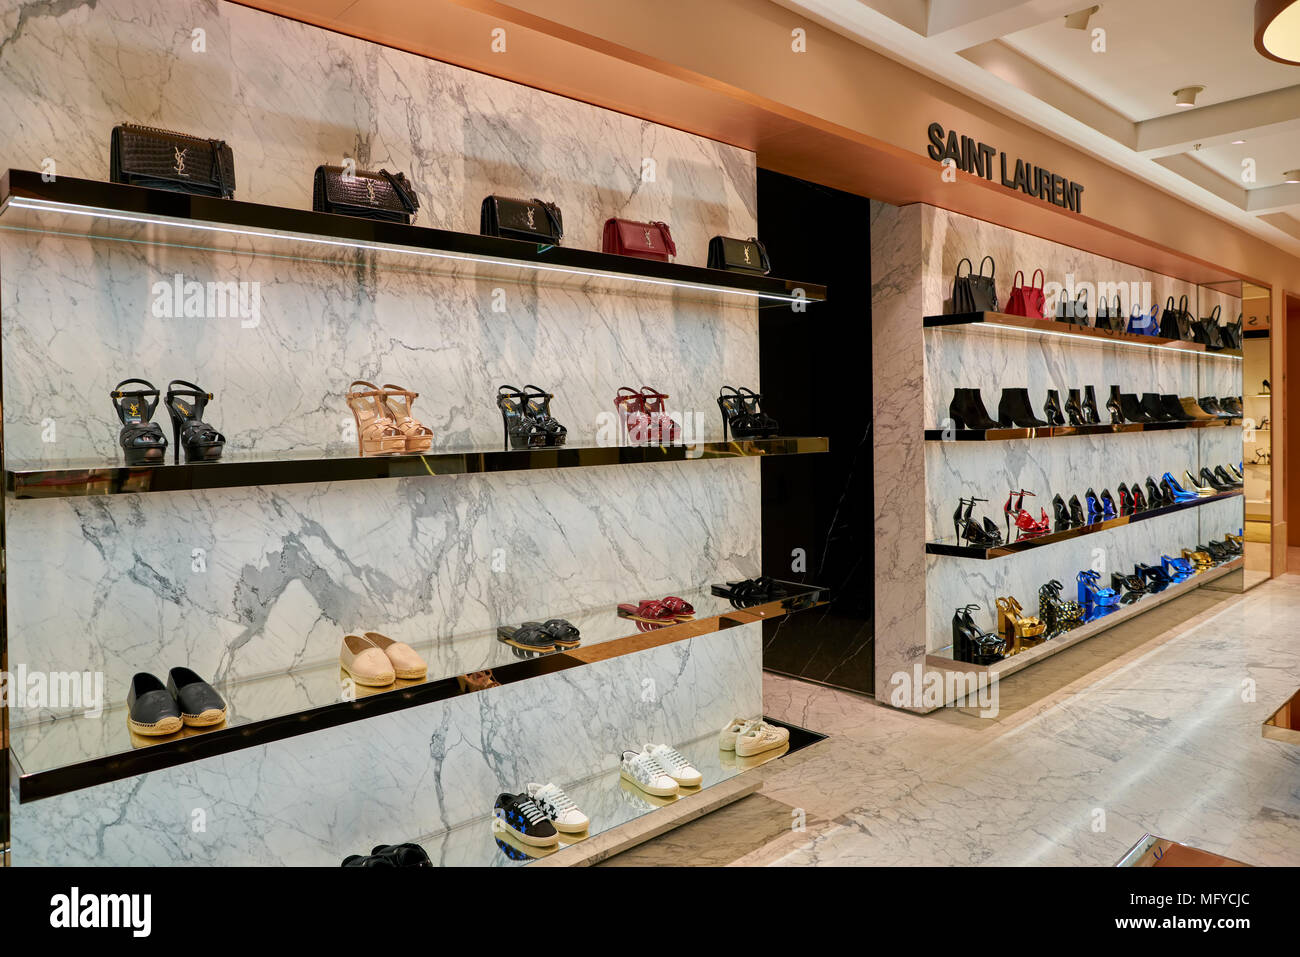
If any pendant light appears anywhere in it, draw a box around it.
[1255,0,1300,64]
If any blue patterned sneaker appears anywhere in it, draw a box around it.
[493,792,559,847]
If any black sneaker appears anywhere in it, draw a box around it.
[493,792,559,847]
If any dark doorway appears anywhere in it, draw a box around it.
[756,168,875,695]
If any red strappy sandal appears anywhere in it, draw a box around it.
[639,386,681,444]
[640,595,694,620]
[615,387,653,445]
[617,599,680,624]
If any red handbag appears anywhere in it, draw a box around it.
[1006,268,1045,319]
[602,218,677,262]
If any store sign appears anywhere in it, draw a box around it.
[926,122,1085,215]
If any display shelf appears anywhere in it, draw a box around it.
[923,310,1243,358]
[6,436,830,499]
[7,579,826,802]
[414,717,823,866]
[1262,688,1300,745]
[927,557,1242,680]
[923,418,1240,442]
[0,170,826,307]
[927,489,1243,559]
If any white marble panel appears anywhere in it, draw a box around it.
[10,621,763,866]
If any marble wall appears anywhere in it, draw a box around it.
[0,0,767,859]
[874,204,1243,706]
[11,621,763,866]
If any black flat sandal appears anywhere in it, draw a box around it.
[111,378,169,465]
[165,379,226,464]
[522,384,567,447]
[712,576,787,602]
[519,618,581,648]
[497,623,557,651]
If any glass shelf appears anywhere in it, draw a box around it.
[0,170,826,307]
[924,418,1241,442]
[7,579,827,802]
[923,311,1243,359]
[416,717,822,866]
[927,557,1241,675]
[6,437,830,499]
[927,490,1244,559]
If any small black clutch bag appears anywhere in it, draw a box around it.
[480,196,563,244]
[312,165,420,224]
[109,123,235,198]
[707,236,771,275]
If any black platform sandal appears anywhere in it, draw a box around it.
[718,385,778,441]
[497,385,547,451]
[111,379,169,465]
[522,384,567,447]
[738,387,779,437]
[164,380,225,464]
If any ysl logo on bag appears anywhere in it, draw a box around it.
[743,246,752,264]
[365,179,376,204]
[173,147,188,176]
[643,228,653,248]
[526,207,536,229]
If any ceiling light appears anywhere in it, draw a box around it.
[1173,86,1204,108]
[1232,139,1247,144]
[1064,5,1100,29]
[1284,169,1300,183]
[1256,0,1300,64]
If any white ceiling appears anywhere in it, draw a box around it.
[1002,0,1300,121]
[778,0,1300,257]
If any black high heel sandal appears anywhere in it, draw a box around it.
[111,379,169,465]
[497,385,548,450]
[718,385,778,441]
[164,380,224,465]
[953,497,1002,546]
[951,605,1005,665]
[521,384,567,447]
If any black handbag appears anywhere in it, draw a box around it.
[1195,304,1225,349]
[1159,295,1195,341]
[707,236,771,275]
[1095,293,1124,332]
[951,256,997,313]
[1056,288,1090,325]
[109,123,235,198]
[480,195,563,244]
[1222,313,1244,350]
[312,165,419,224]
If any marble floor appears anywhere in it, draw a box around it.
[600,574,1300,866]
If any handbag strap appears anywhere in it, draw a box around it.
[748,237,771,274]
[651,221,676,256]
[1012,269,1025,288]
[1031,268,1044,290]
[532,199,563,242]
[1208,304,1222,322]
[209,139,231,194]
[1178,293,1190,314]
[978,255,995,278]
[379,169,418,215]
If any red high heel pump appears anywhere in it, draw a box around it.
[1004,489,1050,541]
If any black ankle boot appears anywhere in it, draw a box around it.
[1082,385,1101,424]
[996,388,1048,428]
[1160,394,1191,421]
[1106,385,1124,424]
[947,388,1000,430]
[1064,388,1086,426]
[1043,389,1066,426]
[1119,393,1150,422]
[1141,393,1173,421]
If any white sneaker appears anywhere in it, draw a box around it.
[646,743,703,788]
[734,719,789,757]
[620,748,680,797]
[719,715,756,751]
[526,781,589,833]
